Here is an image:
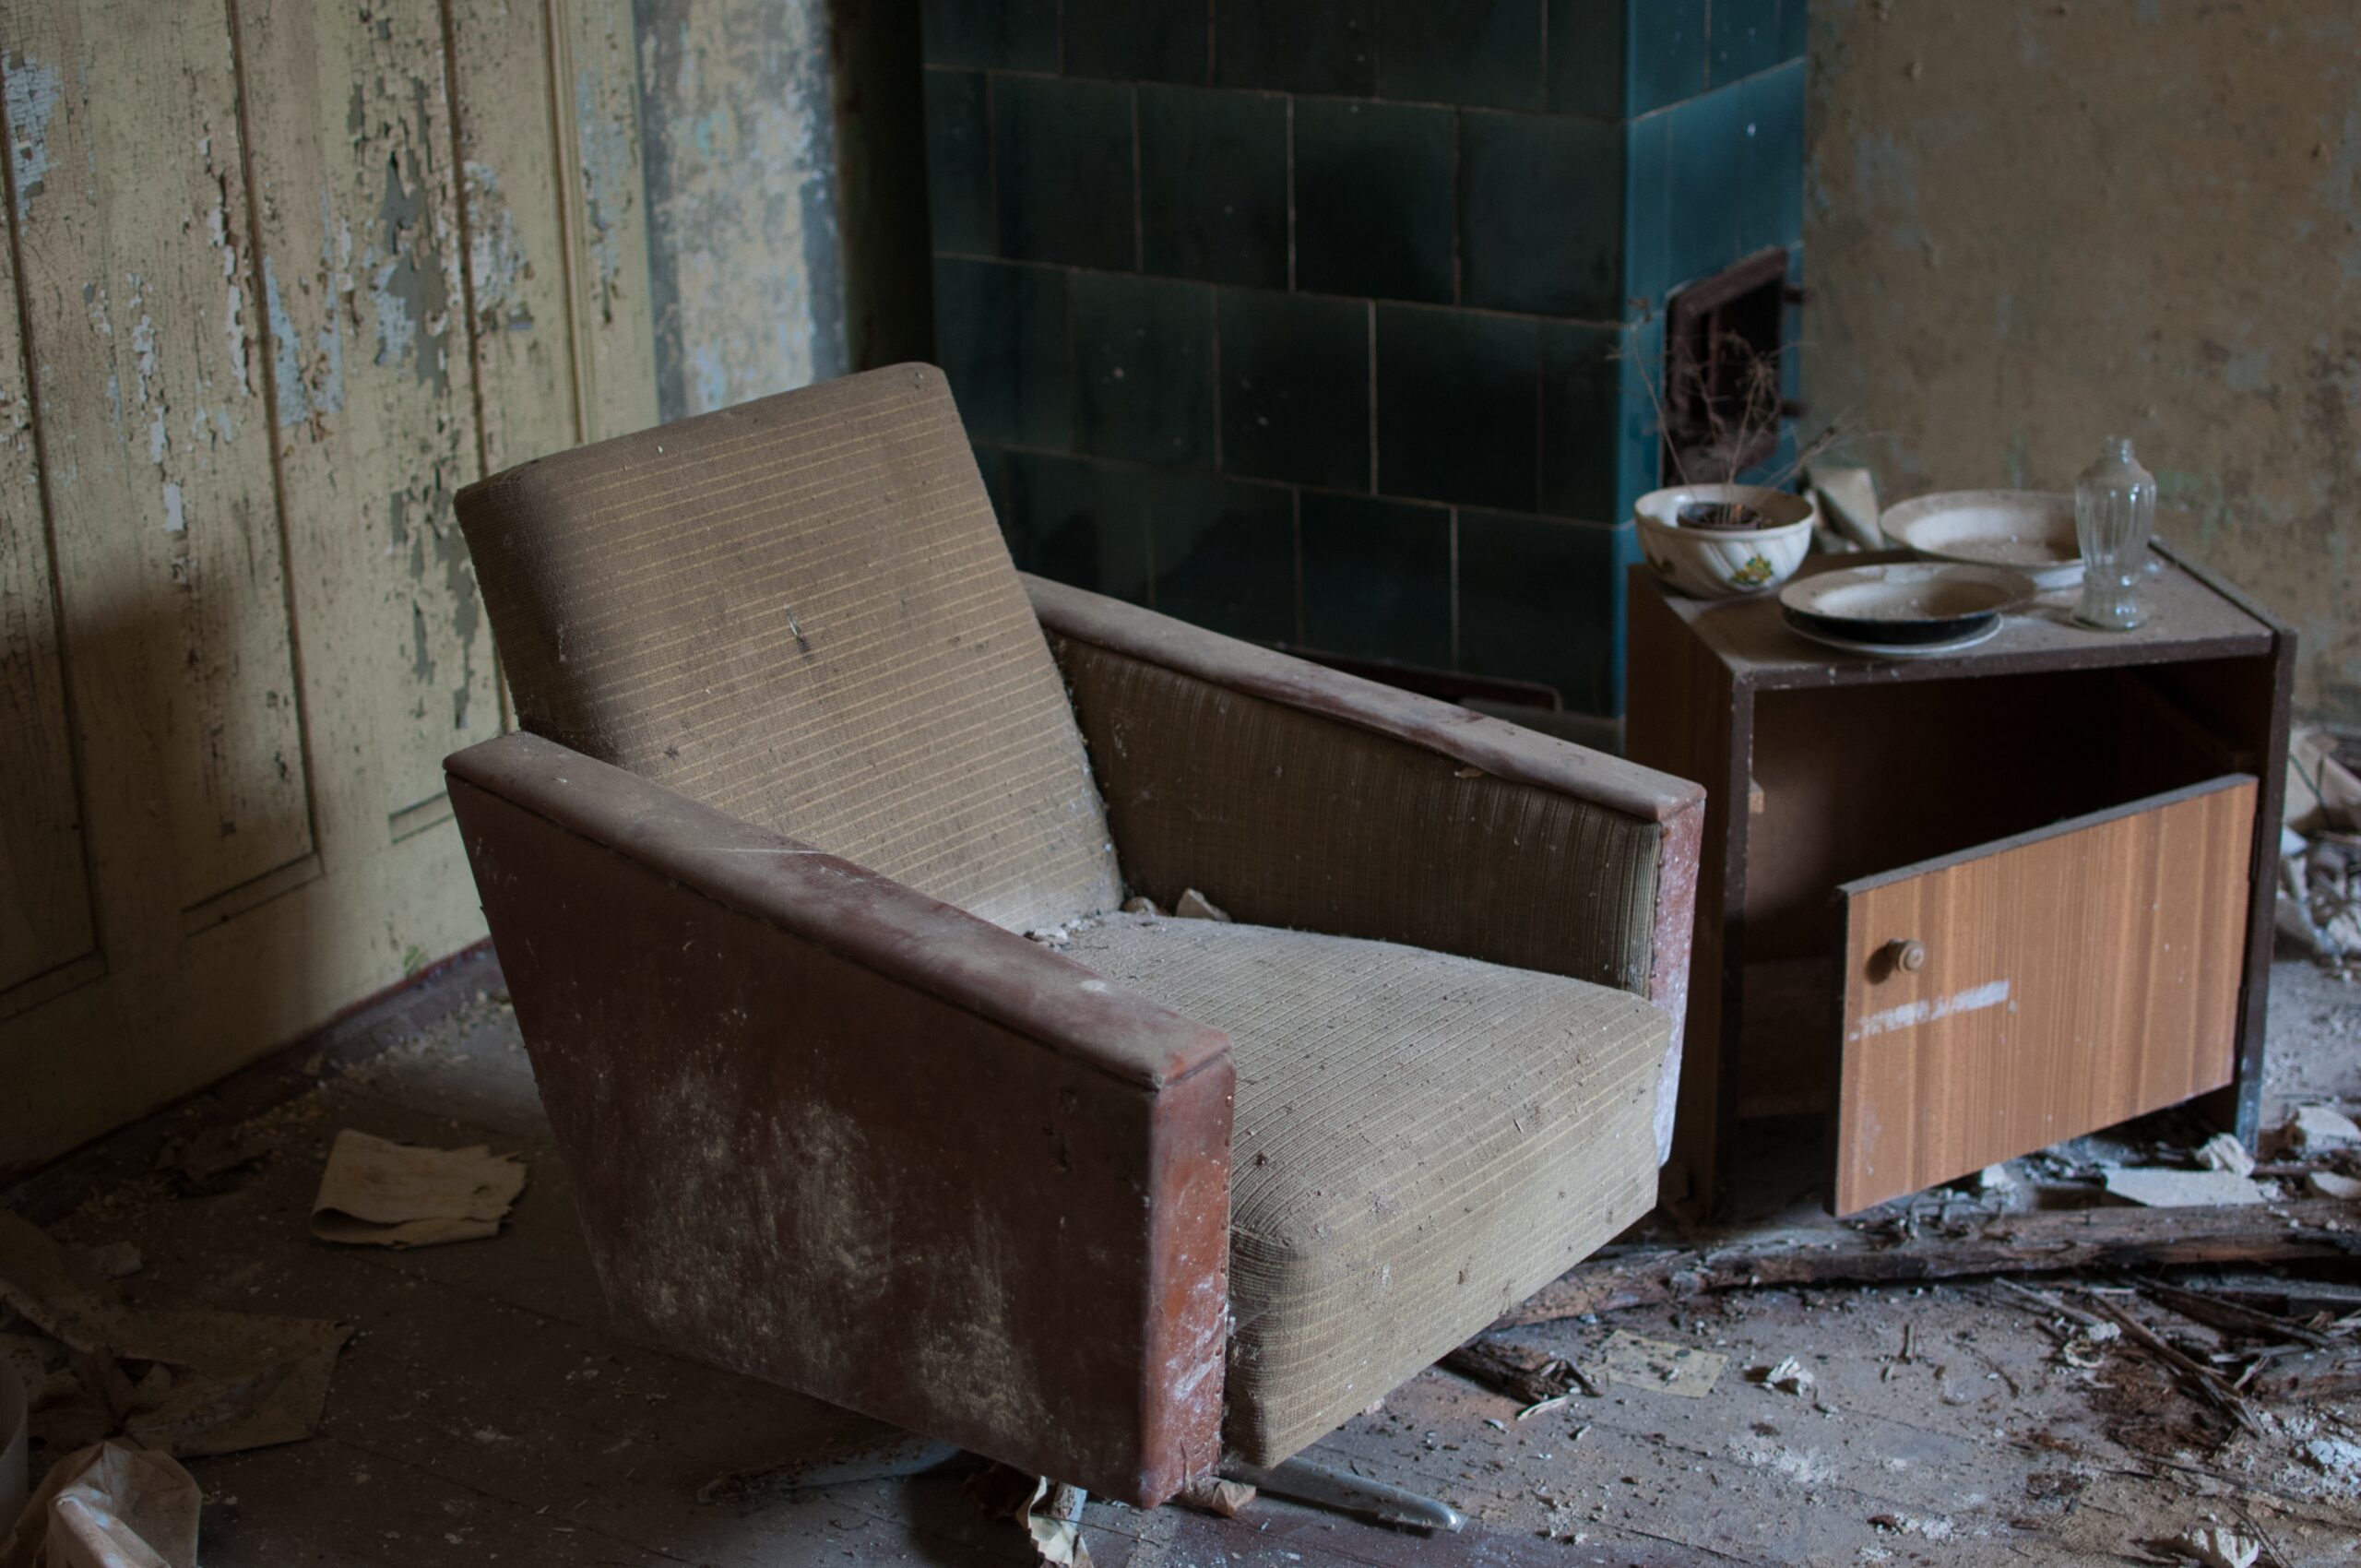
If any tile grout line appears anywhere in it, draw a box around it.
[971,436,1636,532]
[1284,95,1297,292]
[1536,0,1549,109]
[1450,107,1463,306]
[983,71,1000,255]
[1448,506,1462,667]
[929,250,1641,331]
[1062,264,1078,454]
[932,59,1808,117]
[1209,289,1223,471]
[1130,84,1145,270]
[1290,485,1305,647]
[1534,323,1546,517]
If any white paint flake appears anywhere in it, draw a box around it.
[3,53,61,218]
[1852,980,2013,1040]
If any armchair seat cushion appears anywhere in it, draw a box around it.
[1060,912,1667,1466]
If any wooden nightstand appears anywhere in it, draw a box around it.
[1626,547,2294,1218]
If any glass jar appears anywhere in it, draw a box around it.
[2073,436,2157,631]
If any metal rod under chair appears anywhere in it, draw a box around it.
[1222,1455,1467,1533]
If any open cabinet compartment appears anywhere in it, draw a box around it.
[1737,662,2268,1212]
[1627,549,2296,1220]
[1743,665,2264,1214]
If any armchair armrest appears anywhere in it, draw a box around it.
[445,731,1231,1505]
[1026,576,1704,1158]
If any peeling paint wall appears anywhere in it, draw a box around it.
[634,0,848,421]
[1806,1,2361,723]
[0,0,926,1175]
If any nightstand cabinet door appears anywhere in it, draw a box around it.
[1831,776,2258,1215]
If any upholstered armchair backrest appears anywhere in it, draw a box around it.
[455,363,1124,933]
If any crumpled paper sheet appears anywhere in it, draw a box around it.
[0,1214,350,1459]
[0,1442,198,1568]
[310,1130,526,1248]
[967,1466,1092,1567]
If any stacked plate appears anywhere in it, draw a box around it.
[1880,491,2082,588]
[1777,562,2038,657]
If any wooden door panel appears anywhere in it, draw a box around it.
[0,181,92,996]
[0,0,673,1177]
[1833,776,2256,1215]
[233,0,505,840]
[5,1,314,914]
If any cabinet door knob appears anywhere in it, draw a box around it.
[1885,938,1928,973]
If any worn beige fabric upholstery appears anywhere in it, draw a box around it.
[456,364,1123,933]
[1060,912,1667,1466]
[1047,636,1664,997]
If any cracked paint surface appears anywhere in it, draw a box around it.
[634,0,846,421]
[3,52,59,218]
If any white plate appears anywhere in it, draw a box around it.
[1782,612,2003,659]
[1777,561,2037,632]
[1882,490,2082,588]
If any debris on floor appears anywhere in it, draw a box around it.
[8,947,2360,1564]
[2199,1130,2257,1176]
[2284,1101,2361,1154]
[2100,1166,2268,1207]
[1749,1356,1815,1396]
[966,1465,1091,1566]
[1171,888,1231,922]
[1593,1330,1726,1398]
[0,1440,199,1568]
[1497,1193,2359,1329]
[2174,1521,2264,1568]
[2279,728,2361,967]
[1173,1474,1254,1518]
[1441,1336,1599,1407]
[152,1126,271,1198]
[308,1129,526,1248]
[0,1214,350,1458]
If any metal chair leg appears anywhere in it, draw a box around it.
[697,1430,965,1502]
[1221,1455,1466,1533]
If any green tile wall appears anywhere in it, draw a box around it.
[919,0,1806,717]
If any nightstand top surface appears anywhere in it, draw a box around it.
[1643,547,2280,690]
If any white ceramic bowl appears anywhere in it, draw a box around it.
[1634,483,1818,599]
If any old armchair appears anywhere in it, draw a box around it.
[444,363,1703,1509]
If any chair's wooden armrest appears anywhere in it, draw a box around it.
[445,731,1230,1504]
[1026,576,1703,1159]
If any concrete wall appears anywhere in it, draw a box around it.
[1806,0,2360,723]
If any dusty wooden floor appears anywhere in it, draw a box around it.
[8,953,2361,1566]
